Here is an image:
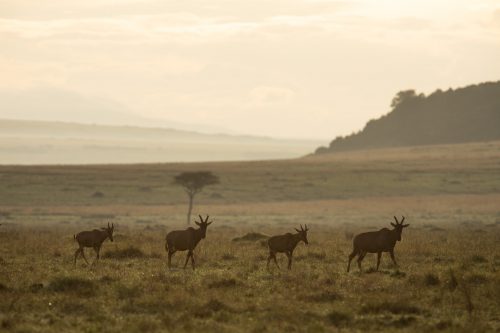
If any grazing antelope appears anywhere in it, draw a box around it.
[74,222,114,267]
[165,215,213,270]
[267,224,309,270]
[347,216,409,272]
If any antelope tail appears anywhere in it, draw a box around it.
[164,239,169,253]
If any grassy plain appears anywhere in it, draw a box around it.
[0,141,500,332]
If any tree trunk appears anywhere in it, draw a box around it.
[187,193,194,225]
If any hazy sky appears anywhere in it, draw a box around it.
[1,0,499,139]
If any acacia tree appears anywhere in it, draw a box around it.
[173,171,219,225]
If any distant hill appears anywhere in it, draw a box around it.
[315,81,500,154]
[0,119,322,164]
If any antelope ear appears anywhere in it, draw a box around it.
[207,221,213,226]
[195,221,201,226]
[403,224,410,228]
[295,228,301,232]
[390,222,397,227]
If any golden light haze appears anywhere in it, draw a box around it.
[1,0,499,139]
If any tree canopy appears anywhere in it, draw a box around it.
[315,80,500,154]
[173,171,219,225]
[173,171,219,196]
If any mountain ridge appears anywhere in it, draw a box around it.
[0,119,323,164]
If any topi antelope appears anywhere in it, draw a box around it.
[165,215,213,270]
[74,222,114,267]
[267,224,309,270]
[347,216,409,272]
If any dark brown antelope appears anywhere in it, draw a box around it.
[74,222,114,267]
[347,216,409,272]
[165,215,213,270]
[267,224,309,270]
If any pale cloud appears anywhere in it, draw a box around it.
[492,9,500,27]
[0,0,499,139]
[249,86,295,105]
[0,57,68,89]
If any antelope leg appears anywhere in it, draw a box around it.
[357,252,366,272]
[266,253,272,269]
[74,248,81,267]
[390,250,398,266]
[376,252,382,271]
[273,254,280,269]
[81,249,90,265]
[286,252,292,270]
[183,252,190,269]
[167,251,174,269]
[91,247,99,267]
[347,250,357,272]
[190,252,195,270]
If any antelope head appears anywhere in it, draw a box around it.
[390,216,409,241]
[105,222,115,242]
[294,224,309,245]
[195,215,213,239]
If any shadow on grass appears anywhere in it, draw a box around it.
[302,291,342,303]
[208,278,239,289]
[102,246,147,259]
[232,232,268,242]
[48,277,97,297]
[193,299,234,319]
[326,310,352,327]
[360,301,421,315]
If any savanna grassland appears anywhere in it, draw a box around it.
[1,141,500,332]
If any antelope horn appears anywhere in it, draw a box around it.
[199,215,203,221]
[393,216,399,224]
[305,224,308,231]
[205,215,210,222]
[401,216,405,224]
